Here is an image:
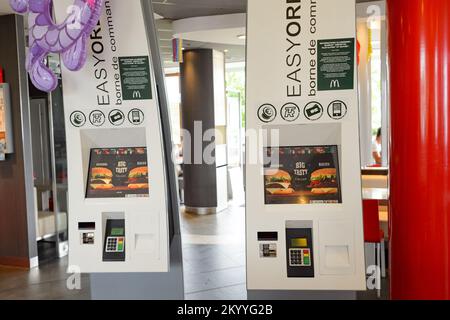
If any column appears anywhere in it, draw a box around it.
[180,49,228,214]
[388,0,450,299]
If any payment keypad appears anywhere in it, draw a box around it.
[289,248,312,267]
[105,237,125,253]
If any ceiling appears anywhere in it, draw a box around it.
[172,13,245,45]
[152,0,246,20]
[152,0,247,68]
[152,0,374,20]
[156,15,246,68]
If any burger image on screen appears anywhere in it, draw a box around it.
[127,167,149,190]
[309,168,338,195]
[90,167,113,190]
[264,169,294,195]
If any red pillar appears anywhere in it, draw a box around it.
[388,0,450,299]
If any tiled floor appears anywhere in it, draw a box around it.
[0,204,247,300]
[0,204,387,300]
[181,204,247,300]
[0,257,91,300]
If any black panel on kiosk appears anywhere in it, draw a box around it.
[103,219,125,262]
[286,221,314,278]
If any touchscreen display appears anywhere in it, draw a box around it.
[111,228,124,236]
[291,238,308,248]
[264,145,342,204]
[86,147,149,198]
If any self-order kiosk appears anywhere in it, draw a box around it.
[246,0,366,291]
[55,0,176,273]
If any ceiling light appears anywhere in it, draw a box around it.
[237,34,246,40]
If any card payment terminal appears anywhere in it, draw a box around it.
[286,221,315,278]
[103,219,126,262]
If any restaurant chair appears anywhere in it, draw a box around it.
[363,199,386,297]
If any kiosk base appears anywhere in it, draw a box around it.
[90,235,184,300]
[247,290,357,300]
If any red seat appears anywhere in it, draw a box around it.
[363,200,383,243]
[363,199,387,286]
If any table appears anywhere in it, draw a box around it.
[362,188,389,201]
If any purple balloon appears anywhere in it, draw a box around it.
[10,0,103,92]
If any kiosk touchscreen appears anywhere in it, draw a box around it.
[55,0,173,273]
[246,0,366,292]
[86,147,149,199]
[264,145,342,205]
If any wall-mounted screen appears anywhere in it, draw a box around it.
[264,146,342,205]
[0,87,7,136]
[86,147,149,198]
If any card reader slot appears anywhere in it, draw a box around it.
[102,218,126,262]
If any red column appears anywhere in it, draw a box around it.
[388,0,450,299]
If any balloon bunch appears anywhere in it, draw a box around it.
[10,0,103,92]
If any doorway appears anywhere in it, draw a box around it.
[29,76,69,266]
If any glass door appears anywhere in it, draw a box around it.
[49,80,69,258]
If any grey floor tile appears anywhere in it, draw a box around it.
[186,284,247,300]
[185,266,246,294]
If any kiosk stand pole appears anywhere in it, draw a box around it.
[90,241,184,300]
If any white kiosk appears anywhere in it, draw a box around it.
[56,0,183,298]
[246,0,366,298]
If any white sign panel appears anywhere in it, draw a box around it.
[246,0,365,290]
[56,0,169,273]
